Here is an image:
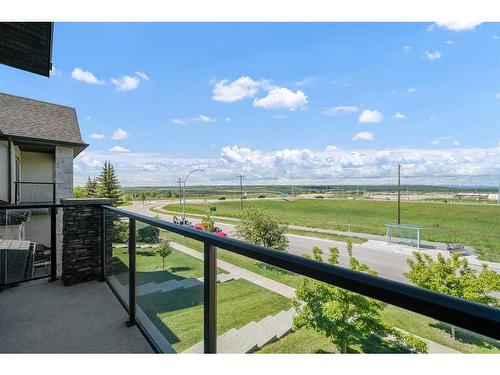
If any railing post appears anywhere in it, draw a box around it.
[204,242,217,353]
[127,218,137,327]
[14,182,18,205]
[52,182,56,204]
[99,207,106,282]
[50,206,57,281]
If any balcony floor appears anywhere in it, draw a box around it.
[0,279,153,353]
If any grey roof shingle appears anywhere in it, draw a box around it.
[0,92,87,149]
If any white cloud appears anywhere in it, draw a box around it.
[496,93,500,99]
[445,40,454,45]
[253,87,307,111]
[453,141,460,146]
[171,114,216,125]
[71,68,104,84]
[494,36,499,40]
[352,131,375,141]
[424,51,442,60]
[296,77,318,87]
[393,112,406,120]
[135,71,149,81]
[50,65,62,77]
[407,87,416,93]
[225,117,231,122]
[431,140,440,145]
[403,45,411,53]
[359,110,383,124]
[430,22,482,31]
[431,136,454,145]
[74,145,500,186]
[112,128,129,140]
[111,75,140,91]
[109,146,130,153]
[89,133,105,140]
[195,114,216,123]
[212,76,264,102]
[171,118,188,125]
[323,106,359,116]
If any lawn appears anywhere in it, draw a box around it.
[163,199,500,261]
[111,245,226,286]
[154,234,500,353]
[137,278,292,352]
[257,327,411,354]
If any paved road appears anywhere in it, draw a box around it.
[123,201,497,284]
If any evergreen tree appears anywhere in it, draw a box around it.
[84,177,99,197]
[97,160,122,203]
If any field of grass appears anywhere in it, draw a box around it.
[137,279,292,352]
[154,231,499,353]
[164,199,500,261]
[257,327,411,354]
[111,246,226,286]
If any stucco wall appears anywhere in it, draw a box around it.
[20,151,54,183]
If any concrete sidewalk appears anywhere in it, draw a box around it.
[171,242,295,298]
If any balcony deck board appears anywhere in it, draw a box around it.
[0,279,153,353]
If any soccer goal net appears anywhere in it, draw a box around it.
[385,224,422,249]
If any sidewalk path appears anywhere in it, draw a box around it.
[171,242,295,298]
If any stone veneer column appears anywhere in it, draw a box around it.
[55,146,74,277]
[61,198,113,286]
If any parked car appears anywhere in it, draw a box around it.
[258,195,266,199]
[193,222,228,237]
[315,195,325,199]
[218,197,226,200]
[172,216,192,226]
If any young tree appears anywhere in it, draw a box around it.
[201,214,215,232]
[293,244,427,353]
[73,186,85,198]
[140,191,147,204]
[157,241,173,270]
[84,177,99,197]
[97,161,122,203]
[235,207,289,251]
[405,252,500,339]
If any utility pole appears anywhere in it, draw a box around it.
[238,175,244,211]
[397,163,401,224]
[177,178,182,205]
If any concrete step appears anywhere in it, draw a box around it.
[274,308,295,326]
[136,282,160,296]
[218,328,258,354]
[237,321,276,350]
[217,273,236,283]
[181,278,203,289]
[157,279,181,293]
[257,315,291,339]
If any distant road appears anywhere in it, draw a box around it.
[123,200,499,284]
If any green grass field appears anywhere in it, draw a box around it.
[164,199,500,261]
[138,279,292,352]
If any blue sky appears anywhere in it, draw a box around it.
[1,22,499,186]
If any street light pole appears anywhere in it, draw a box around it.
[397,163,401,224]
[238,175,244,211]
[177,178,182,205]
[182,169,204,222]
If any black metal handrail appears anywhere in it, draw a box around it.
[102,205,500,353]
[0,203,59,286]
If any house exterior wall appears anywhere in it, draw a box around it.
[20,151,54,183]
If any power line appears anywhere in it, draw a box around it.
[238,175,244,211]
